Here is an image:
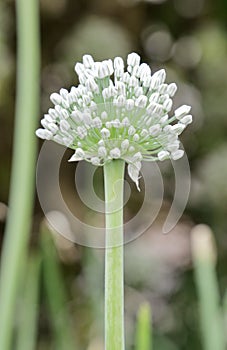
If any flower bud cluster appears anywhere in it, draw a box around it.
[36,53,192,190]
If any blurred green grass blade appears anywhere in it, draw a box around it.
[41,224,76,350]
[16,253,41,350]
[191,224,226,350]
[135,302,152,350]
[0,0,40,348]
[223,289,227,344]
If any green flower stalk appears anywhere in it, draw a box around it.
[36,52,192,349]
[0,0,40,348]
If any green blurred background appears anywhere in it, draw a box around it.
[0,0,227,349]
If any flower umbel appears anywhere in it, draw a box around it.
[36,52,192,190]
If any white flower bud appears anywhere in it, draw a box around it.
[150,69,166,89]
[48,108,58,119]
[83,112,92,125]
[128,125,136,135]
[174,105,191,119]
[110,147,121,159]
[67,92,76,105]
[143,76,152,88]
[163,125,174,133]
[167,140,180,152]
[172,123,186,135]
[82,54,94,68]
[92,117,102,128]
[149,124,161,136]
[138,63,151,79]
[101,128,110,138]
[167,83,177,97]
[114,56,124,70]
[71,110,82,123]
[122,117,130,127]
[126,99,134,111]
[147,102,163,116]
[98,146,107,157]
[134,87,144,97]
[131,65,139,77]
[158,83,168,94]
[115,68,124,78]
[163,98,173,112]
[59,88,68,100]
[54,135,63,144]
[101,111,108,120]
[91,157,101,166]
[121,139,129,150]
[44,114,54,123]
[105,122,111,128]
[116,95,126,107]
[60,120,70,131]
[36,128,53,140]
[160,115,168,124]
[159,94,169,104]
[98,139,105,146]
[140,129,148,137]
[105,59,114,75]
[63,136,73,146]
[127,52,141,67]
[122,72,130,84]
[50,93,62,105]
[135,95,148,108]
[61,99,70,109]
[48,123,59,133]
[149,93,160,103]
[158,150,170,161]
[133,152,143,161]
[115,81,126,95]
[129,76,138,87]
[168,133,178,142]
[112,119,121,128]
[181,114,193,125]
[82,95,91,105]
[102,88,109,100]
[133,134,140,141]
[86,78,99,93]
[74,62,84,75]
[171,149,184,160]
[77,126,87,138]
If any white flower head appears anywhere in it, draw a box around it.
[36,52,192,190]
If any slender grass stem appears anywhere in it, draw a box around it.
[223,290,227,344]
[135,302,152,350]
[191,224,225,350]
[0,0,40,348]
[16,253,41,350]
[41,224,75,350]
[104,160,125,350]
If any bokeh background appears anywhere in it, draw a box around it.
[1,0,227,349]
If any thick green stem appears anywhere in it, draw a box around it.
[0,0,40,348]
[104,160,125,350]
